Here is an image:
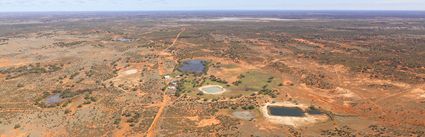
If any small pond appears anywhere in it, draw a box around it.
[232,111,255,120]
[45,93,63,105]
[306,107,323,115]
[199,85,225,94]
[178,60,206,74]
[267,106,305,117]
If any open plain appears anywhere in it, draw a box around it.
[0,11,425,137]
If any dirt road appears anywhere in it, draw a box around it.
[145,27,185,137]
[145,95,170,137]
[165,28,185,51]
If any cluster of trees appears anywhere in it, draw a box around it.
[267,76,274,83]
[289,128,302,137]
[209,75,228,84]
[241,105,255,110]
[175,80,187,97]
[83,94,97,105]
[269,62,292,74]
[53,41,85,48]
[301,73,334,89]
[0,38,8,43]
[123,112,142,127]
[321,126,356,137]
[3,63,62,80]
[232,74,245,86]
[259,85,277,98]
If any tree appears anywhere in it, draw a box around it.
[14,124,20,129]
[197,91,204,96]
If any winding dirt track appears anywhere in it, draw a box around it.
[165,28,186,51]
[145,27,185,137]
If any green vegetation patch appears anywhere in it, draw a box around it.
[232,71,281,92]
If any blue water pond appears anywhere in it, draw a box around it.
[178,60,206,74]
[267,106,305,117]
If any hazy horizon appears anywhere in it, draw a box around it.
[1,0,425,12]
[1,9,425,13]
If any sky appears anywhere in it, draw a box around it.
[0,0,424,12]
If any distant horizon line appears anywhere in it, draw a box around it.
[1,9,425,13]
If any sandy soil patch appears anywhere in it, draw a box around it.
[107,68,141,88]
[0,59,29,67]
[124,69,138,75]
[0,59,11,67]
[248,39,273,46]
[210,67,244,83]
[283,80,294,86]
[356,74,411,89]
[0,129,29,137]
[405,88,425,99]
[294,38,325,48]
[113,118,131,137]
[186,116,200,121]
[197,117,221,127]
[332,87,360,99]
[207,60,257,83]
[232,111,255,120]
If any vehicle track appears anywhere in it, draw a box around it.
[146,27,185,137]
